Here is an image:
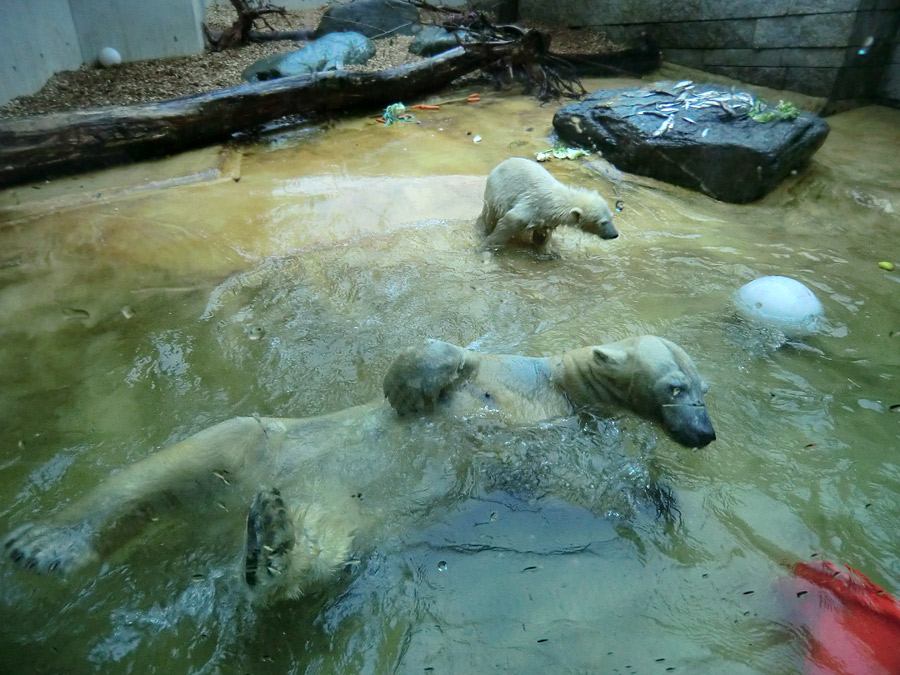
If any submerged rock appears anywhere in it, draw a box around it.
[553,81,830,203]
[315,0,419,39]
[242,32,376,82]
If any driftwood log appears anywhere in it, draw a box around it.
[0,40,522,189]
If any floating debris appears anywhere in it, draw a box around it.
[878,261,895,271]
[63,307,90,320]
[120,305,135,319]
[382,102,416,125]
[249,327,265,341]
[437,560,448,572]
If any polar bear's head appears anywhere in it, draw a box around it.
[565,335,716,448]
[570,190,618,240]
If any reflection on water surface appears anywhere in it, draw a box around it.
[0,79,898,674]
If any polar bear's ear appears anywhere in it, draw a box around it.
[570,207,583,221]
[592,345,628,366]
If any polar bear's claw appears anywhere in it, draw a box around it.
[244,488,296,589]
[3,521,96,575]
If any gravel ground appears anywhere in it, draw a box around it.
[0,5,616,119]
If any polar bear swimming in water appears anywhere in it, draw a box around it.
[3,336,714,605]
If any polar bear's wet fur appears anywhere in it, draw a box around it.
[4,336,713,605]
[478,157,619,252]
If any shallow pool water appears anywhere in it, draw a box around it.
[0,76,898,674]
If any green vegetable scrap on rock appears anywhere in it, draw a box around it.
[535,146,590,162]
[749,99,801,123]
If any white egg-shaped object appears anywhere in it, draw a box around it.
[98,47,122,68]
[733,276,824,337]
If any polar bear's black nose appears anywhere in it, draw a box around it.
[691,425,717,448]
[663,404,716,448]
[673,423,716,449]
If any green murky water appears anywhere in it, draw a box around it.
[0,76,898,674]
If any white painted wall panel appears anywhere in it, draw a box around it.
[69,0,204,64]
[0,0,82,106]
[1,0,205,108]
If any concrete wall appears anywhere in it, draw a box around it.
[519,0,900,111]
[70,0,205,65]
[876,11,900,105]
[0,0,83,109]
[1,0,205,108]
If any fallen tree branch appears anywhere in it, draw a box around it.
[205,0,288,51]
[0,39,524,189]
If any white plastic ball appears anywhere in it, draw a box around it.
[733,276,824,337]
[98,47,122,68]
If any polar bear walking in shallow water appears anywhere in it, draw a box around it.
[477,157,619,252]
[4,336,714,605]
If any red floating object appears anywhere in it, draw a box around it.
[779,560,900,675]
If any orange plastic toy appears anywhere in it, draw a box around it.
[780,560,900,675]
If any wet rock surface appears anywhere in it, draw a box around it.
[553,81,830,203]
[242,31,376,81]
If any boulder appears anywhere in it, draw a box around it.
[553,81,830,203]
[315,0,419,39]
[409,25,475,57]
[242,32,376,82]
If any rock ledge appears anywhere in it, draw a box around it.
[553,81,830,203]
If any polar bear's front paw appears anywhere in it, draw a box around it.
[3,521,97,575]
[383,340,473,415]
[244,488,296,590]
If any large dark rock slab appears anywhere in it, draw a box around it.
[242,32,376,82]
[315,0,419,39]
[553,81,830,203]
[409,25,476,57]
